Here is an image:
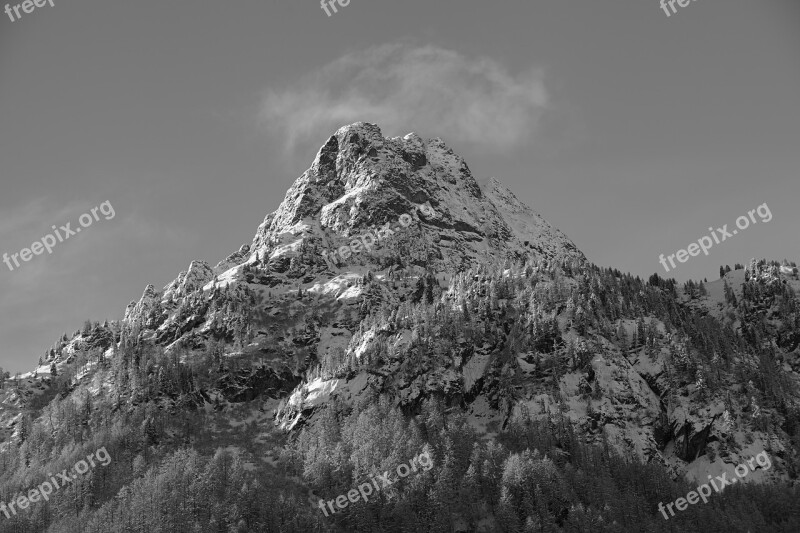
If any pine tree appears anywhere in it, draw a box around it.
[616,322,628,353]
[698,282,707,296]
[752,397,761,420]
[695,368,707,397]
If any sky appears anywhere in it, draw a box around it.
[1,0,799,373]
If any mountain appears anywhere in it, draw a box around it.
[247,122,583,273]
[1,123,798,533]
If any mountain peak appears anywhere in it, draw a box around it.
[333,121,386,143]
[244,123,583,276]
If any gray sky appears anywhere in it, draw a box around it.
[1,0,799,373]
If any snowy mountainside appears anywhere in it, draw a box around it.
[5,123,800,496]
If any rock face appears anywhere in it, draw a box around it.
[23,123,799,487]
[247,122,584,275]
[213,245,250,276]
[123,284,160,327]
[105,121,584,388]
[163,261,215,301]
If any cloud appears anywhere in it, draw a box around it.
[260,43,548,152]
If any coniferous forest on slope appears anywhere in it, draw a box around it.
[0,258,799,532]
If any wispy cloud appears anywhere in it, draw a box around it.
[260,43,548,153]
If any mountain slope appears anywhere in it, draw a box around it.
[1,123,799,533]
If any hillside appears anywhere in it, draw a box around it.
[0,123,798,533]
